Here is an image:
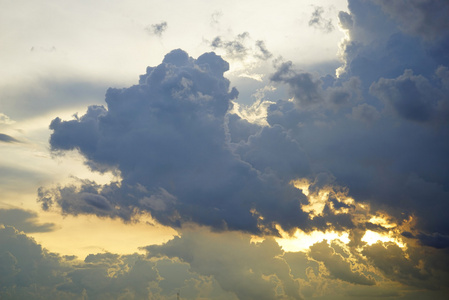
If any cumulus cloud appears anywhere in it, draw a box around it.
[32,1,449,297]
[377,0,449,40]
[370,68,449,124]
[42,49,312,235]
[263,0,449,249]
[43,0,449,251]
[350,103,380,124]
[270,61,360,111]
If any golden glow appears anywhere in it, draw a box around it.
[369,214,396,229]
[30,211,177,259]
[301,189,329,217]
[275,225,350,252]
[362,230,406,248]
[290,178,310,196]
[291,178,355,218]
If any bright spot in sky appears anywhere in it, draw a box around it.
[275,227,350,252]
[362,230,406,248]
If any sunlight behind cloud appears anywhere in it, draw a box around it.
[362,230,406,248]
[276,229,350,252]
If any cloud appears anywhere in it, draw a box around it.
[370,69,449,123]
[0,225,235,299]
[0,225,68,298]
[254,40,272,60]
[210,32,250,60]
[2,221,449,299]
[210,32,272,62]
[264,0,449,249]
[43,49,312,235]
[43,0,449,252]
[309,6,335,33]
[146,21,168,36]
[349,103,380,124]
[0,133,19,143]
[377,0,449,40]
[309,240,375,285]
[0,208,56,233]
[146,228,302,300]
[270,61,360,110]
[362,241,449,290]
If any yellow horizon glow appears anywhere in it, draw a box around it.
[29,211,178,259]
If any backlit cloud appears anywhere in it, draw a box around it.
[2,0,449,298]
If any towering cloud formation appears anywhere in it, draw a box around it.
[30,1,449,298]
[41,0,449,249]
[42,49,311,235]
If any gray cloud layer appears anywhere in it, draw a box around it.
[2,223,449,299]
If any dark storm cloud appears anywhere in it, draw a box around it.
[308,6,334,33]
[40,0,449,254]
[349,103,380,124]
[263,0,449,249]
[270,62,323,107]
[338,0,449,87]
[0,133,19,143]
[370,68,449,123]
[377,0,449,40]
[0,208,56,233]
[146,21,168,36]
[233,124,310,181]
[270,61,360,110]
[43,49,312,235]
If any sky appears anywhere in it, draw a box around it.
[1,0,449,299]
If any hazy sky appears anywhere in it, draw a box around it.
[1,0,449,299]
